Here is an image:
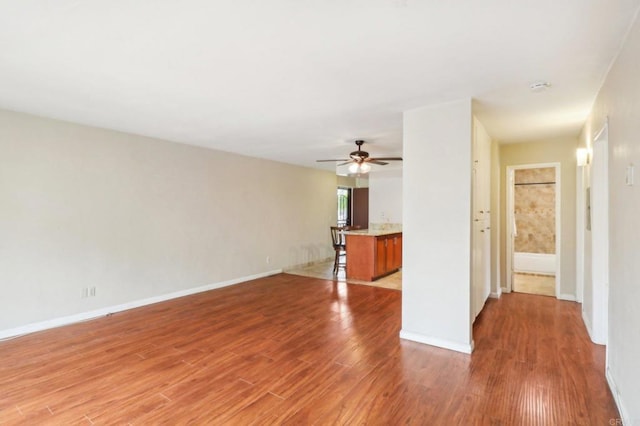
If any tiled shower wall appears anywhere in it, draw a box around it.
[514,167,556,254]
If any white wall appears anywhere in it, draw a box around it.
[368,169,402,225]
[579,12,640,422]
[401,98,473,353]
[0,109,337,336]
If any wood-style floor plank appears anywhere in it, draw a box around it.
[0,273,620,424]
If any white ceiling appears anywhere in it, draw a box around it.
[1,0,639,170]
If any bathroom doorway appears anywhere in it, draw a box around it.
[506,164,560,297]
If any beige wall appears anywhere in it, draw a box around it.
[0,108,337,333]
[337,175,356,187]
[499,138,577,298]
[578,11,640,421]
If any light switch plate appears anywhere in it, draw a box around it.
[625,164,634,186]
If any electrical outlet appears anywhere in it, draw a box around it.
[82,287,88,298]
[266,256,271,264]
[90,286,96,297]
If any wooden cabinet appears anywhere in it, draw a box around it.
[375,237,387,278]
[392,234,402,270]
[377,233,402,277]
[346,232,402,281]
[384,237,395,273]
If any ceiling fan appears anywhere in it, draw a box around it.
[316,140,403,174]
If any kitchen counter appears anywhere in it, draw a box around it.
[345,231,402,281]
[343,229,402,237]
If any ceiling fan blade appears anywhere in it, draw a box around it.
[370,157,403,161]
[317,141,401,166]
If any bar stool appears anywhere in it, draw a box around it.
[330,226,347,274]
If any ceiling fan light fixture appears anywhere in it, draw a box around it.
[317,140,402,173]
[349,162,371,174]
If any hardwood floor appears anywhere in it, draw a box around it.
[0,274,619,424]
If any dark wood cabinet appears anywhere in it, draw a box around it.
[346,232,402,281]
[392,234,402,270]
[381,234,402,274]
[375,237,387,278]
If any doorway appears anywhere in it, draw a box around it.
[337,187,351,226]
[336,186,369,229]
[506,164,561,297]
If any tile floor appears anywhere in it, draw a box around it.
[285,260,402,291]
[288,264,555,297]
[513,272,556,297]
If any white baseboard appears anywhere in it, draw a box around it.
[581,309,595,343]
[0,269,282,341]
[581,310,607,345]
[606,367,630,426]
[558,293,576,302]
[490,286,502,299]
[399,329,473,354]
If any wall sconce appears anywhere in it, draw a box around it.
[577,148,590,166]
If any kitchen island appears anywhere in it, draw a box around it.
[344,229,402,281]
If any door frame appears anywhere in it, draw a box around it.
[505,163,561,296]
[590,122,609,345]
[576,162,585,303]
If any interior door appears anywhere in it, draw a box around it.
[352,188,369,228]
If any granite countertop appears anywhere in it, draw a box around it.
[342,229,402,237]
